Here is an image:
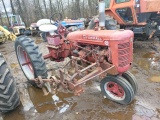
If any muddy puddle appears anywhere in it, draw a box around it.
[2,85,160,120]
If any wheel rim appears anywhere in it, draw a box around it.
[17,45,34,80]
[104,82,125,101]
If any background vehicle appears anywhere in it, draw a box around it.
[0,25,17,43]
[0,14,25,36]
[89,0,160,39]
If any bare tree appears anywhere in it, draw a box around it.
[10,0,16,15]
[21,0,30,26]
[75,0,81,18]
[43,0,48,18]
[0,12,4,26]
[88,0,92,17]
[0,0,99,27]
[59,0,65,18]
[1,0,10,26]
[37,0,43,18]
[82,0,85,17]
[49,0,53,16]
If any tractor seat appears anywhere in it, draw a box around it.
[37,19,54,27]
[37,19,57,33]
[39,24,57,32]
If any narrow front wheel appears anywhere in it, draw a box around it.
[100,75,134,105]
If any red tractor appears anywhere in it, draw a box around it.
[15,1,137,105]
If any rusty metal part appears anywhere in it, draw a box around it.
[74,85,85,96]
[38,76,49,96]
[149,30,156,39]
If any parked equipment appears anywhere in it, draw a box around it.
[0,14,26,36]
[15,1,137,105]
[0,25,17,43]
[89,0,160,39]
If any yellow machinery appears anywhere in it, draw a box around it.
[0,25,17,43]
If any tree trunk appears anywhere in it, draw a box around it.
[67,0,69,18]
[0,13,4,26]
[2,0,11,26]
[56,0,60,12]
[37,0,43,18]
[16,0,26,26]
[21,0,29,27]
[83,0,85,17]
[88,0,92,17]
[59,0,65,18]
[71,0,75,19]
[43,0,48,18]
[75,0,81,18]
[49,0,53,16]
[10,0,16,15]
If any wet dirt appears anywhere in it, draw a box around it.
[35,39,42,44]
[10,63,19,68]
[149,76,160,82]
[0,40,160,120]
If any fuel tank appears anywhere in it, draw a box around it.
[67,30,133,46]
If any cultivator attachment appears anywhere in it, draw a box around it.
[31,57,117,96]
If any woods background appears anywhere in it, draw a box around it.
[0,0,98,27]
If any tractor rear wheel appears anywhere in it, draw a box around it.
[0,53,20,112]
[122,71,138,94]
[88,15,120,30]
[100,75,134,105]
[15,36,47,87]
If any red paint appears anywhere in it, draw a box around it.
[107,82,124,97]
[22,51,34,73]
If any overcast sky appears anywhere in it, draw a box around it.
[0,0,11,12]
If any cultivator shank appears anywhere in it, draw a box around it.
[31,55,117,96]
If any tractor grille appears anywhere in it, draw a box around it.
[118,42,130,67]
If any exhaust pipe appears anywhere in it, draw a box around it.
[99,0,105,28]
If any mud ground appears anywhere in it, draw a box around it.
[0,37,160,120]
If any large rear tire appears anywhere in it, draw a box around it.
[15,36,48,87]
[100,75,134,105]
[0,53,20,112]
[88,15,120,30]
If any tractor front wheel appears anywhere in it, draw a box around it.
[100,75,134,105]
[15,36,47,87]
[122,71,138,94]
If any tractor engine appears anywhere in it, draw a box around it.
[67,29,134,73]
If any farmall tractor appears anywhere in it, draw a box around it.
[89,0,160,40]
[15,1,137,105]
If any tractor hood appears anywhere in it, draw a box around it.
[67,30,133,46]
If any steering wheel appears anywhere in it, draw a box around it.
[50,13,62,25]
